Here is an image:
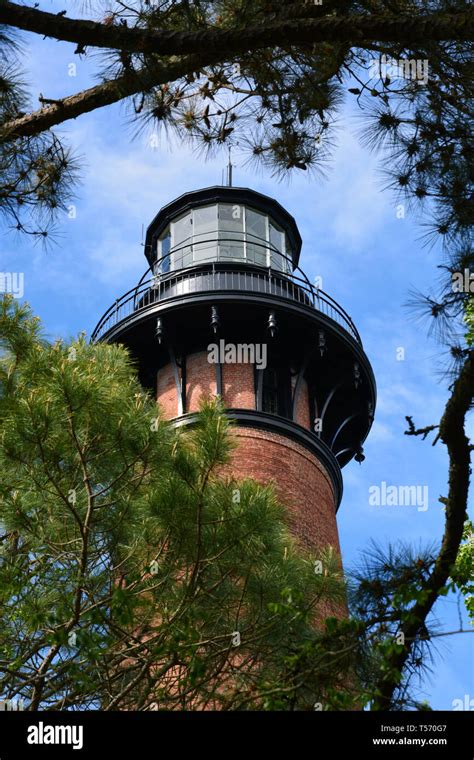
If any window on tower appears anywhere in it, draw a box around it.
[246,208,268,267]
[193,205,218,262]
[269,223,285,272]
[218,204,245,260]
[171,212,193,269]
[262,368,279,414]
[157,228,171,273]
[261,366,291,417]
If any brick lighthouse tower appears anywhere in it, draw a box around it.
[92,183,376,558]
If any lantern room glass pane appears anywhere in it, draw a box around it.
[218,203,244,261]
[246,208,268,267]
[193,205,218,262]
[158,230,171,273]
[171,212,192,269]
[284,234,293,273]
[269,223,285,271]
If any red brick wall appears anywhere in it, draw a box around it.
[185,352,217,412]
[223,362,256,409]
[157,363,179,420]
[226,427,339,557]
[293,377,311,430]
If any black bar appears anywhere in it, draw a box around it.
[0,710,470,759]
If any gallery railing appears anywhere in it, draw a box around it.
[91,244,361,345]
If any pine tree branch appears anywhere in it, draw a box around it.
[1,5,472,141]
[371,350,474,710]
[0,53,209,140]
[1,2,472,53]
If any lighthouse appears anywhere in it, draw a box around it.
[92,184,376,557]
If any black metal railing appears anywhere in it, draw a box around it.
[91,264,362,345]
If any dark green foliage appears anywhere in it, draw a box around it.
[0,295,358,710]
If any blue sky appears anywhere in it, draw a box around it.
[1,10,472,709]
